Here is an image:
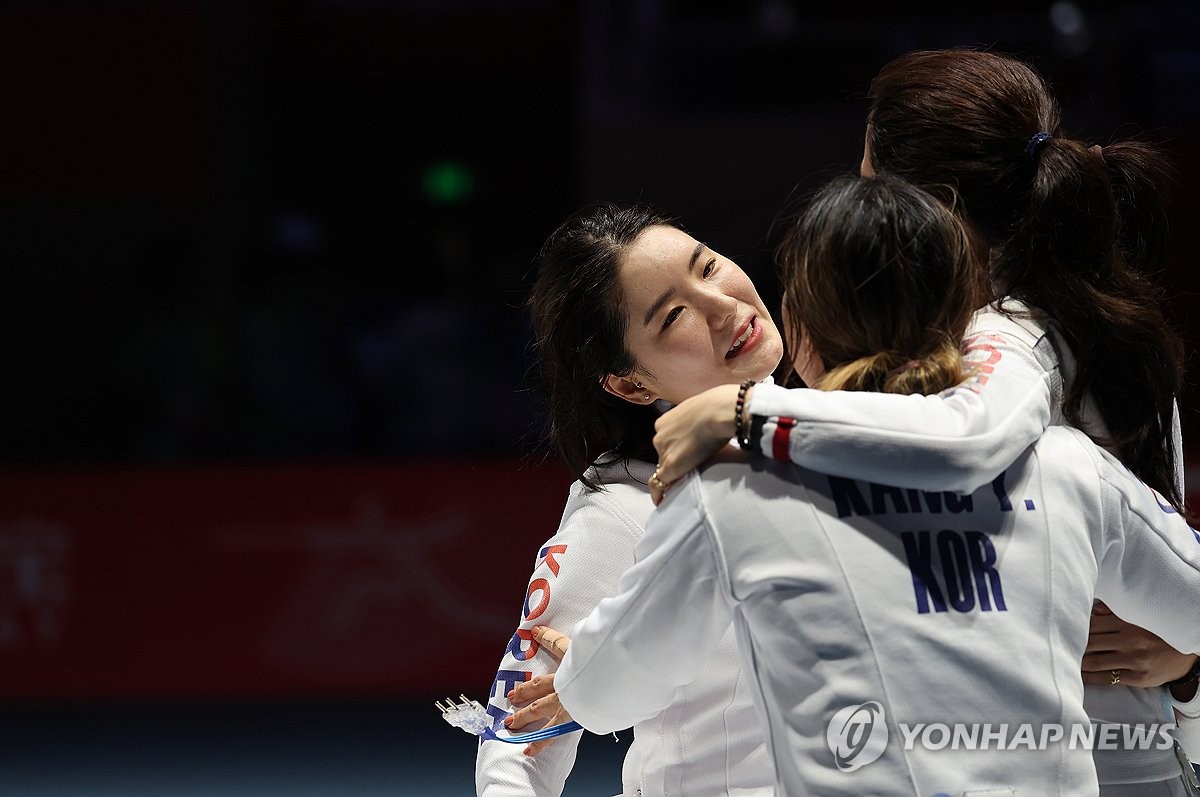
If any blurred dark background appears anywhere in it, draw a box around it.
[1,1,1199,794]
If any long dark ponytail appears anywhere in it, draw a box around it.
[868,48,1186,510]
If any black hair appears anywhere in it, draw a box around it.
[527,201,676,490]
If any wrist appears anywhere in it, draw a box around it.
[711,385,740,439]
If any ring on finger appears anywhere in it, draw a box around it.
[1109,669,1122,685]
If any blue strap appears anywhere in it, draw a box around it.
[481,720,584,744]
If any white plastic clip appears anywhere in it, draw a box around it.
[436,694,491,736]
[436,693,584,744]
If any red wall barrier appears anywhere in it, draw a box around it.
[0,459,573,701]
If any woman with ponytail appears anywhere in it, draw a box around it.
[864,49,1186,511]
[648,48,1198,792]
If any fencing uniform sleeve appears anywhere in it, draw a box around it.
[749,312,1058,494]
[555,475,736,736]
[1087,441,1200,659]
[475,490,640,797]
[1166,395,1197,763]
[1175,688,1200,763]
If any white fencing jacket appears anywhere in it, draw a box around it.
[555,429,1200,797]
[475,458,773,797]
[748,301,1198,784]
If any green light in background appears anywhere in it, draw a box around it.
[423,160,474,205]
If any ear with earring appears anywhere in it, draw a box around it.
[602,374,654,403]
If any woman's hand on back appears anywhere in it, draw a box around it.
[503,626,573,756]
[1082,602,1198,696]
[651,384,748,505]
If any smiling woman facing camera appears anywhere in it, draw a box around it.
[474,201,781,797]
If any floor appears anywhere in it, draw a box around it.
[0,697,633,796]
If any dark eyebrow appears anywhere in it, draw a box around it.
[642,242,708,327]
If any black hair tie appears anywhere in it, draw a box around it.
[1025,131,1053,161]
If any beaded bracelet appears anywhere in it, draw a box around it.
[1165,657,1200,690]
[734,379,756,450]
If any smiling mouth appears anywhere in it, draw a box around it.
[726,317,756,359]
